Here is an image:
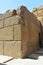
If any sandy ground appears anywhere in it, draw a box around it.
[5,58,43,65]
[0,55,43,65]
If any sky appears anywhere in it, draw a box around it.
[0,0,43,13]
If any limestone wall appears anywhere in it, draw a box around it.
[0,6,40,58]
[32,6,43,25]
[0,15,22,58]
[17,6,40,57]
[32,6,43,46]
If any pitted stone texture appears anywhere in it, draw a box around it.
[0,26,13,40]
[0,20,3,28]
[0,6,40,58]
[0,41,3,55]
[4,15,21,27]
[4,41,21,58]
[14,24,21,40]
[4,9,17,19]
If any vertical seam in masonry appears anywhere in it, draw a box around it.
[13,24,14,40]
[20,23,22,57]
[3,41,4,55]
[20,24,22,50]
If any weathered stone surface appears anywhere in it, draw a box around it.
[4,15,21,27]
[14,24,21,40]
[0,26,13,40]
[33,6,43,20]
[34,6,43,26]
[0,20,3,28]
[0,41,3,55]
[18,6,40,57]
[4,41,21,58]
[4,9,17,19]
[0,14,4,20]
[33,6,43,47]
[0,6,41,58]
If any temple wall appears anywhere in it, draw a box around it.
[0,6,40,58]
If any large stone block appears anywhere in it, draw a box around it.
[4,41,21,58]
[3,9,17,19]
[31,23,39,42]
[0,26,13,40]
[0,20,3,28]
[0,41,3,55]
[14,24,21,40]
[4,16,21,27]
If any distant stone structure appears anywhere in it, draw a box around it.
[33,6,43,25]
[0,6,40,58]
[33,6,43,47]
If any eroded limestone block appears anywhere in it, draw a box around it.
[0,41,3,55]
[4,41,21,58]
[4,15,21,27]
[0,20,3,28]
[0,26,13,40]
[4,9,17,19]
[14,24,21,40]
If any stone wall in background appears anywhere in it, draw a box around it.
[32,6,43,25]
[32,6,43,47]
[0,6,40,58]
